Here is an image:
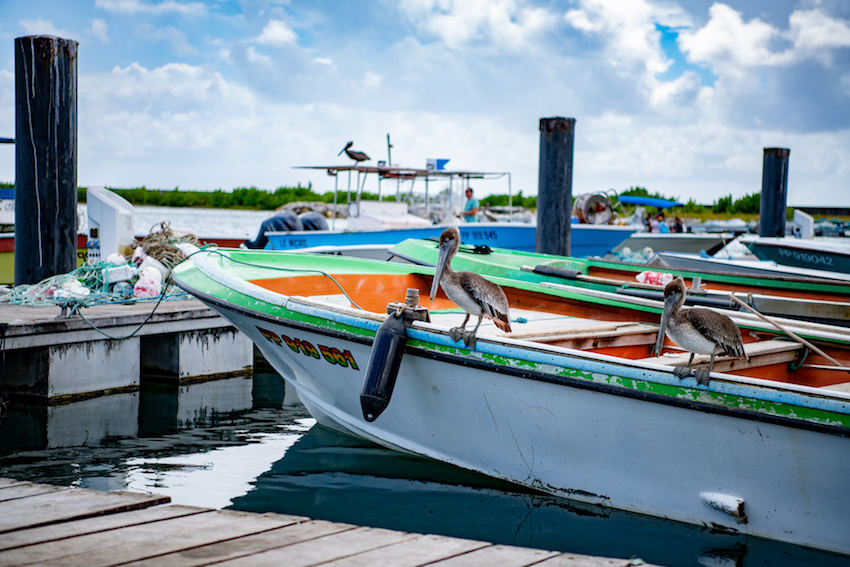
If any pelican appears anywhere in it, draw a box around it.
[338,141,370,164]
[654,276,747,382]
[429,227,512,349]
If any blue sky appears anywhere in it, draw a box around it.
[1,0,849,206]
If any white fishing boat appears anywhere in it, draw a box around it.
[173,247,850,555]
[654,250,850,282]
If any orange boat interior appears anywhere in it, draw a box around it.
[251,272,850,390]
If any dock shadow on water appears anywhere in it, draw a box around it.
[0,360,846,567]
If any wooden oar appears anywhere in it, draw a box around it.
[728,294,850,373]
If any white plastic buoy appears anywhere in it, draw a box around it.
[141,266,163,282]
[134,277,162,298]
[138,256,170,280]
[106,253,126,265]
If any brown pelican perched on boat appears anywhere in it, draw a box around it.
[654,276,747,383]
[430,227,512,348]
[338,141,370,164]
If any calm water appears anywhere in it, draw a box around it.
[0,361,846,567]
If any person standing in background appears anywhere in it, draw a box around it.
[462,187,479,222]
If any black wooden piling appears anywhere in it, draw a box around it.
[536,117,575,256]
[14,35,79,285]
[758,148,790,238]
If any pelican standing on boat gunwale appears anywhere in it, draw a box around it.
[430,227,512,348]
[654,276,747,382]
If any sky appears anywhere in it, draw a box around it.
[0,0,849,206]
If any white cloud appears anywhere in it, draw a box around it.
[788,9,850,61]
[256,20,297,47]
[564,0,690,77]
[678,4,792,71]
[19,18,73,38]
[89,19,110,44]
[246,47,271,65]
[312,57,333,66]
[135,24,200,56]
[399,0,553,51]
[679,4,850,74]
[95,0,207,16]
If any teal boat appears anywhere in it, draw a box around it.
[390,238,850,327]
[748,236,850,275]
[173,247,850,555]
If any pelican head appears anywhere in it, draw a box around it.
[430,227,460,302]
[338,141,353,156]
[653,276,687,357]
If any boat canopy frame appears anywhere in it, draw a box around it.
[295,164,512,227]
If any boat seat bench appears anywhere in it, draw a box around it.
[635,339,804,373]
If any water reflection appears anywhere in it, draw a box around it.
[229,424,847,567]
[0,364,847,567]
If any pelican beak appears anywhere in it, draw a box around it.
[430,237,453,302]
[653,292,678,357]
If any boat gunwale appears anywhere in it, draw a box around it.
[393,237,850,291]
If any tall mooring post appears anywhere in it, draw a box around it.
[536,117,575,256]
[759,147,790,238]
[15,35,79,285]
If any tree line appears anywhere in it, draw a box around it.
[0,181,761,215]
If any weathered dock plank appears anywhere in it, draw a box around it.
[316,534,490,567]
[426,544,560,567]
[215,526,420,567]
[0,480,656,567]
[125,518,355,567]
[0,486,170,535]
[0,505,205,553]
[0,482,70,503]
[0,510,307,567]
[0,479,28,489]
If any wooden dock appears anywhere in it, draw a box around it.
[0,478,653,566]
[0,299,252,403]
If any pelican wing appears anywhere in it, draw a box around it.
[459,273,512,333]
[686,308,746,359]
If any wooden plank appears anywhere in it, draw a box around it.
[535,553,647,566]
[0,505,207,553]
[127,519,356,567]
[6,510,308,567]
[216,526,419,567]
[0,487,170,534]
[637,340,803,372]
[0,483,71,503]
[425,544,559,567]
[319,534,490,567]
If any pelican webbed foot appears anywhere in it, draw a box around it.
[673,366,692,379]
[448,327,477,349]
[693,369,711,386]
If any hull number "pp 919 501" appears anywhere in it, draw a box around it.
[257,326,360,370]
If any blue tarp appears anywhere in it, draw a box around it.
[618,195,683,209]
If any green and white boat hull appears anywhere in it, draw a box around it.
[173,249,850,555]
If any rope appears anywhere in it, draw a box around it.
[207,249,365,311]
[727,294,850,374]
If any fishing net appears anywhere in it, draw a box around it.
[132,222,202,270]
[0,222,204,310]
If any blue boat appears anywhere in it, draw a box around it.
[262,164,634,257]
[265,223,635,258]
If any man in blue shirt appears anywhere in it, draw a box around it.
[462,187,479,222]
